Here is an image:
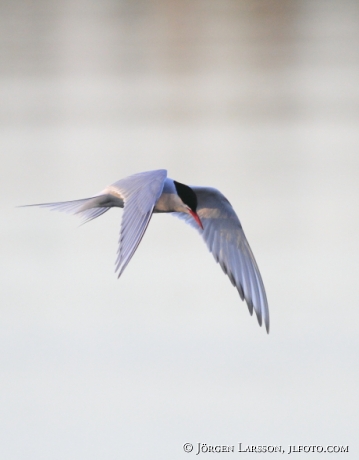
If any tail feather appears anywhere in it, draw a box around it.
[21,196,110,224]
[78,205,110,224]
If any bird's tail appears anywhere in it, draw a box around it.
[20,196,111,224]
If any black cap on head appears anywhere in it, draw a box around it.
[173,180,198,212]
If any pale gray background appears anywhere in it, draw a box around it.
[1,1,358,459]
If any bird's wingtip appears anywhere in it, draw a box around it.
[265,317,270,334]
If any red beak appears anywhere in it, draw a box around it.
[189,210,203,229]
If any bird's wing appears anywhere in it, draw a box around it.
[173,186,269,332]
[109,169,168,278]
[21,170,167,276]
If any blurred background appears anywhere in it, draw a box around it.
[1,0,359,458]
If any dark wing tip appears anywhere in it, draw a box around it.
[254,306,263,327]
[265,314,270,334]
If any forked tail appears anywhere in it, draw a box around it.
[20,195,113,224]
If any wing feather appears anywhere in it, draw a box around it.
[173,186,269,332]
[110,170,168,277]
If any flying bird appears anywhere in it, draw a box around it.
[24,169,269,332]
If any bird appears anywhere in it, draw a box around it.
[23,169,269,332]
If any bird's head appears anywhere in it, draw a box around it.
[174,180,203,229]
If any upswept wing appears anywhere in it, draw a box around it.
[174,187,269,332]
[110,169,168,278]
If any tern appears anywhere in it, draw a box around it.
[24,169,269,332]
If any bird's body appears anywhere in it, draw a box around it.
[24,169,269,332]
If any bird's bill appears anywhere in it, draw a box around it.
[189,210,203,229]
